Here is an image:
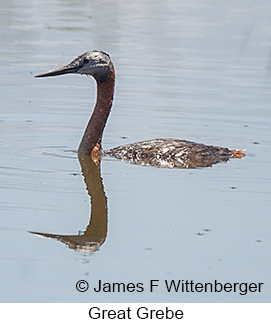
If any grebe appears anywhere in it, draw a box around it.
[36,51,245,168]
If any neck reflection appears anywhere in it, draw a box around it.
[30,154,108,253]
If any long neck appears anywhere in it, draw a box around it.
[78,66,115,157]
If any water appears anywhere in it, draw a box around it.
[0,0,270,302]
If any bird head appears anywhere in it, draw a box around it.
[35,51,113,83]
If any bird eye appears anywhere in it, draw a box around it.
[83,58,89,64]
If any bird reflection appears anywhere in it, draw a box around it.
[30,154,108,253]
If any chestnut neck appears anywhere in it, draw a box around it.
[78,66,115,157]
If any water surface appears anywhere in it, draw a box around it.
[0,0,270,302]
